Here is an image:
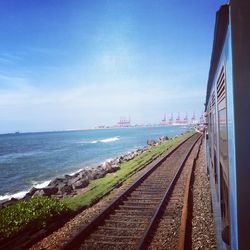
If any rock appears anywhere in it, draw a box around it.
[82,169,95,180]
[136,149,143,154]
[2,198,18,208]
[122,153,135,161]
[67,176,81,186]
[26,187,38,197]
[49,178,65,187]
[102,161,119,173]
[147,139,156,146]
[92,168,106,179]
[159,136,169,141]
[42,186,59,196]
[119,156,125,163]
[101,162,112,171]
[72,179,89,189]
[58,184,73,195]
[112,158,120,165]
[32,189,45,197]
[110,164,120,173]
[32,186,59,197]
[78,170,88,179]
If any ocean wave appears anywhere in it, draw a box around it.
[32,180,51,189]
[68,168,84,176]
[102,158,113,164]
[99,136,120,143]
[0,190,28,201]
[79,136,120,144]
[0,180,52,202]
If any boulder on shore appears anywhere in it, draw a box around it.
[32,186,59,197]
[92,167,107,179]
[25,187,38,199]
[32,189,45,197]
[58,184,73,194]
[48,178,65,187]
[147,139,156,146]
[72,179,89,189]
[159,135,169,141]
[1,198,18,208]
[43,186,59,196]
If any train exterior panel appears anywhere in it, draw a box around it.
[205,1,250,249]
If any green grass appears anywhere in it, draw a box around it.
[0,196,69,239]
[63,132,192,210]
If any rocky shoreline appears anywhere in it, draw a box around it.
[0,135,171,209]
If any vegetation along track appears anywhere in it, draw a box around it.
[63,133,202,250]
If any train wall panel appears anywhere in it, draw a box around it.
[231,0,250,249]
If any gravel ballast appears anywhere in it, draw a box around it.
[190,140,216,249]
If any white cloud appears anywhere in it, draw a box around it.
[0,80,204,124]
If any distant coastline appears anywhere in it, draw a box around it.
[0,124,193,136]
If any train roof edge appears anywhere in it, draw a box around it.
[205,4,229,110]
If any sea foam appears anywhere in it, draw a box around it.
[0,180,52,202]
[0,190,28,201]
[99,136,120,143]
[80,136,120,144]
[32,180,51,189]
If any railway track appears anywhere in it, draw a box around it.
[148,134,202,250]
[63,133,202,250]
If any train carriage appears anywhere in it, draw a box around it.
[205,1,250,249]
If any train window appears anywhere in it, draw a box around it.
[214,152,218,184]
[208,112,212,159]
[217,66,227,171]
[218,117,227,172]
[217,66,226,105]
[220,162,230,227]
[213,110,217,151]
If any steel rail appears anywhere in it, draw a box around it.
[63,133,198,250]
[136,134,202,249]
[178,136,202,250]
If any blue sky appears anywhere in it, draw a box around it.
[0,0,227,133]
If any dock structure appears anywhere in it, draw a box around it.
[117,117,131,128]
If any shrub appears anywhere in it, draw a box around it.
[0,196,70,239]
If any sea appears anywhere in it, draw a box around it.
[0,126,191,201]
